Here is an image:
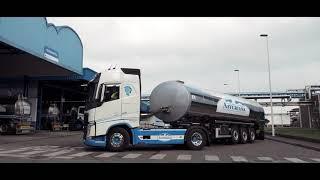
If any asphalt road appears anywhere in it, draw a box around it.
[0,131,320,163]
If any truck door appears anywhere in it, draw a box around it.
[94,84,122,124]
[121,84,140,124]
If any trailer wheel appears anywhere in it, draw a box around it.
[248,128,255,143]
[0,124,8,135]
[239,127,248,144]
[185,128,207,150]
[230,126,240,144]
[106,127,130,152]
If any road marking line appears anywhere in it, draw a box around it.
[0,153,29,158]
[177,155,191,160]
[284,158,307,163]
[231,156,248,162]
[310,158,320,163]
[72,146,85,149]
[122,153,142,159]
[0,147,33,154]
[150,154,166,160]
[95,152,118,158]
[69,152,94,157]
[205,155,220,161]
[20,150,48,155]
[42,149,74,157]
[257,157,273,161]
[53,156,75,159]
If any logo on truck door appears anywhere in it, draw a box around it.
[216,99,250,116]
[124,85,134,96]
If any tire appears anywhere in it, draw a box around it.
[106,127,130,152]
[248,128,256,143]
[239,127,248,144]
[0,124,8,135]
[185,128,207,150]
[230,126,240,144]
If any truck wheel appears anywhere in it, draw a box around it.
[230,126,240,144]
[239,127,248,144]
[106,127,130,152]
[185,128,207,150]
[248,128,255,143]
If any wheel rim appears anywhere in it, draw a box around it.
[250,131,255,140]
[191,132,203,147]
[110,133,124,147]
[233,130,239,141]
[242,131,247,141]
[0,125,6,133]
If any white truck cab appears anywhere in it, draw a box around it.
[84,68,189,151]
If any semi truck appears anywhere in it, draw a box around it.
[83,68,266,151]
[0,95,34,134]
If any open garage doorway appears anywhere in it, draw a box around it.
[37,80,88,131]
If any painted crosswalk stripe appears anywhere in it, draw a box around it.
[69,152,94,157]
[20,150,48,155]
[149,154,166,160]
[0,147,33,154]
[53,156,75,159]
[95,152,118,158]
[122,153,142,159]
[72,146,85,149]
[310,158,320,162]
[205,155,220,161]
[231,156,248,162]
[284,158,307,163]
[177,155,192,160]
[0,153,29,158]
[42,149,74,157]
[257,157,273,161]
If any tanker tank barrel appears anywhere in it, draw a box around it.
[150,80,265,124]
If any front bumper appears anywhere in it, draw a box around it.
[83,136,106,148]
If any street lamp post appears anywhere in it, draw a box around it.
[234,69,240,97]
[260,34,275,136]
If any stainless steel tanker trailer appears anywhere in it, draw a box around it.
[150,80,266,144]
[0,95,34,135]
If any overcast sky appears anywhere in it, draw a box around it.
[47,17,320,94]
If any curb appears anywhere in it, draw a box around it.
[265,135,320,152]
[265,132,320,143]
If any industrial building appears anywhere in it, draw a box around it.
[298,86,320,128]
[0,17,96,132]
